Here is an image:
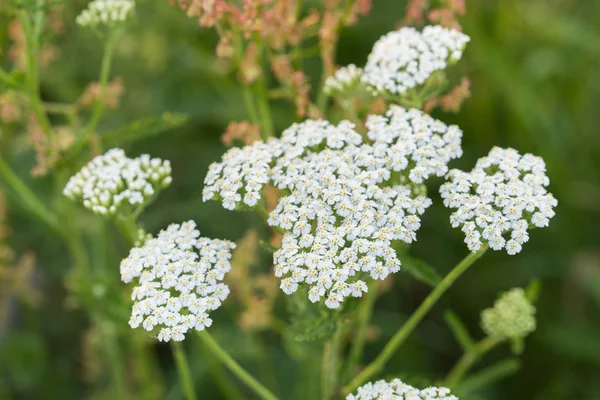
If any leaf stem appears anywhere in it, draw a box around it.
[197,330,278,400]
[342,246,488,395]
[172,341,197,400]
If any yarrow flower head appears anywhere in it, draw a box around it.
[347,379,458,400]
[366,105,463,184]
[120,221,235,342]
[481,288,536,339]
[64,148,172,216]
[440,147,557,254]
[362,25,470,96]
[204,109,464,308]
[324,64,364,97]
[76,0,135,29]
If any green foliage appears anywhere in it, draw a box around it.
[1,0,599,399]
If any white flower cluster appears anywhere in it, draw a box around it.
[120,221,235,342]
[440,147,557,254]
[64,148,172,216]
[203,120,361,211]
[362,25,470,96]
[76,0,135,28]
[324,64,364,97]
[204,111,464,308]
[366,105,463,184]
[269,147,431,308]
[347,379,458,400]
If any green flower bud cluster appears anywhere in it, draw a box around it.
[481,288,536,339]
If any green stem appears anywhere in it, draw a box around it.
[445,335,504,388]
[100,320,129,399]
[343,281,379,380]
[243,85,261,125]
[172,342,197,400]
[253,39,274,139]
[231,27,260,127]
[84,31,119,142]
[196,336,245,400]
[321,322,343,400]
[0,67,19,88]
[197,330,278,400]
[18,5,54,139]
[114,214,139,245]
[0,156,60,233]
[342,246,488,396]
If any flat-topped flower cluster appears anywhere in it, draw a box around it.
[347,378,458,400]
[440,147,557,254]
[76,0,135,28]
[204,107,463,308]
[64,148,172,216]
[120,221,235,342]
[362,25,470,96]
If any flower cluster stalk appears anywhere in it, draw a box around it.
[342,245,488,395]
[172,341,198,400]
[197,330,278,400]
[445,335,504,388]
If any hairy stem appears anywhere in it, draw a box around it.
[342,246,488,395]
[197,330,278,400]
[172,341,197,400]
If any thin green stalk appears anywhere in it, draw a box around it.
[231,27,260,127]
[342,246,488,396]
[84,32,119,142]
[0,156,60,233]
[343,281,379,380]
[445,335,504,388]
[321,322,343,400]
[197,330,278,400]
[18,6,54,138]
[0,67,19,88]
[196,337,245,400]
[100,320,129,399]
[63,217,130,398]
[253,39,274,139]
[114,214,139,245]
[172,342,197,400]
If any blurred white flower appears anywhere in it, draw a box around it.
[120,220,235,342]
[64,148,172,216]
[324,64,364,97]
[440,147,557,254]
[481,288,536,339]
[347,379,458,400]
[362,25,470,96]
[76,0,135,29]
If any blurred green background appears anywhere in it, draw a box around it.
[2,0,600,399]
